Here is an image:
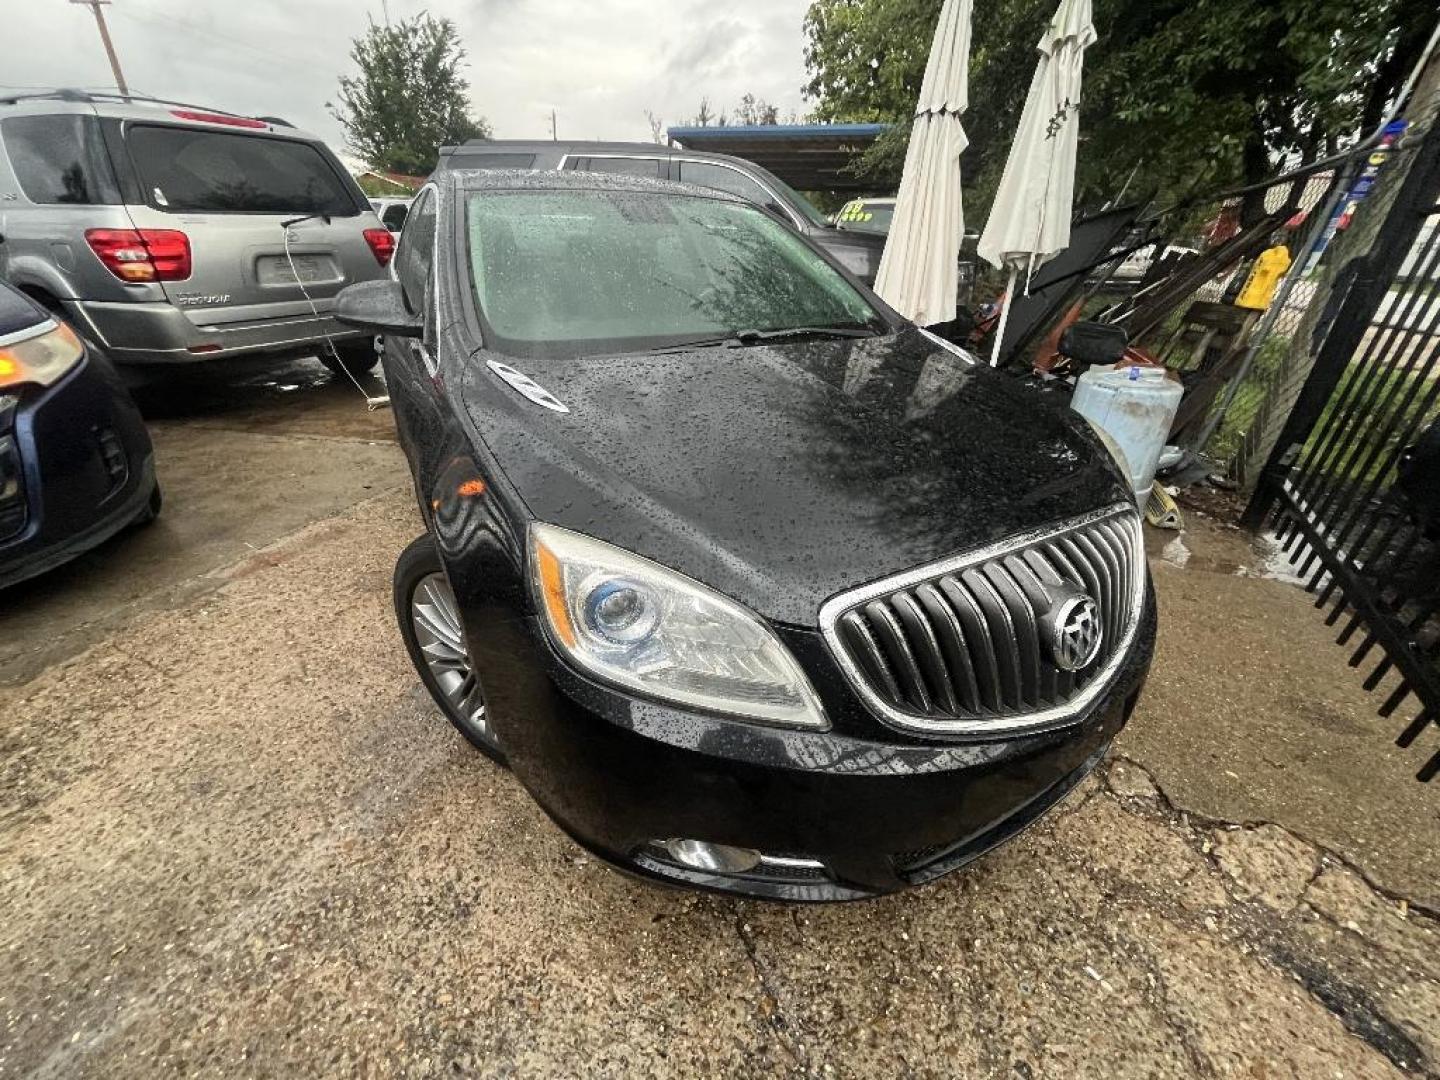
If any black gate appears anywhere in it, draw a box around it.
[1244,119,1440,781]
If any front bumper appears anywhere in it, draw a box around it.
[474,591,1156,901]
[64,299,368,366]
[0,349,156,591]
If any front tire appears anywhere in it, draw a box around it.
[394,535,506,765]
[319,338,380,379]
[134,481,163,526]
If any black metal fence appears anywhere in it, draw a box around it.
[1244,119,1440,781]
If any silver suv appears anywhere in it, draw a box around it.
[0,90,391,377]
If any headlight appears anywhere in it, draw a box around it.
[530,523,828,730]
[0,321,84,391]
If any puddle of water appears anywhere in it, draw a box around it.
[1161,534,1191,568]
[1245,529,1330,589]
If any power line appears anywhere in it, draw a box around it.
[107,4,316,70]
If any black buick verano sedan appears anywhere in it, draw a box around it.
[336,170,1155,901]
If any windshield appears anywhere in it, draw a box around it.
[465,189,881,358]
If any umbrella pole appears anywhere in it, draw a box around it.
[989,266,1018,367]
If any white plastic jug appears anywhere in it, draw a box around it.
[1070,363,1184,503]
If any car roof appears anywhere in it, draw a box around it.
[445,167,750,204]
[437,139,783,171]
[0,89,322,141]
[444,139,670,155]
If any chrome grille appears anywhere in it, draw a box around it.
[820,505,1145,736]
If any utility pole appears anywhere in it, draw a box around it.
[70,0,129,98]
[550,109,558,141]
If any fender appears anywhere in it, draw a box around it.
[2,252,81,304]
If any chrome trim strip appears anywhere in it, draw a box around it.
[487,359,570,413]
[0,319,59,348]
[555,152,806,231]
[757,854,828,872]
[669,156,805,230]
[818,503,1146,738]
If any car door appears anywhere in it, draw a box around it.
[390,187,437,371]
[115,120,382,324]
[383,186,454,514]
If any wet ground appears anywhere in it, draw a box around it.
[1,357,1437,1078]
[0,360,405,687]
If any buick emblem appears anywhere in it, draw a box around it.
[1046,593,1103,672]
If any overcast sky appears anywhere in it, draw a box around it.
[5,0,815,161]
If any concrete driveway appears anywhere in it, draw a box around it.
[1,361,1436,1078]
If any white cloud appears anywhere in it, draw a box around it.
[2,0,814,156]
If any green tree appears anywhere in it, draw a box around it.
[685,94,784,127]
[330,12,490,176]
[804,0,1430,216]
[733,93,781,126]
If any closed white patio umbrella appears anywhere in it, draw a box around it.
[977,0,1096,364]
[871,0,973,327]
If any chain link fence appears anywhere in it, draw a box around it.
[1082,171,1339,483]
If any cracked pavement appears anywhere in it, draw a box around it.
[1,361,1438,1077]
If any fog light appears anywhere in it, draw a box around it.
[662,838,762,874]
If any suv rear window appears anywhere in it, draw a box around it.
[1,115,120,205]
[124,125,356,215]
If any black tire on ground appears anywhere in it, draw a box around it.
[319,338,380,379]
[134,482,163,526]
[393,534,507,765]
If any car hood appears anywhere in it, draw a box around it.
[457,327,1131,626]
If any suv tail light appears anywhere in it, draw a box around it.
[168,109,269,129]
[85,229,192,283]
[363,228,396,267]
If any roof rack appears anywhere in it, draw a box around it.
[0,87,270,123]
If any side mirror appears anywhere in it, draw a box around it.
[335,280,422,338]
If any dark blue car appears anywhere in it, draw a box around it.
[0,283,159,590]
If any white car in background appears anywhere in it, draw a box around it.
[369,197,413,233]
[832,196,896,236]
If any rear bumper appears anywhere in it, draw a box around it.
[65,299,368,365]
[0,349,156,590]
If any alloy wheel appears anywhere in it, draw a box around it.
[409,572,492,743]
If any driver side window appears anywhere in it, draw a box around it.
[394,189,435,316]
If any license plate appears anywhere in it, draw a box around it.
[257,254,339,286]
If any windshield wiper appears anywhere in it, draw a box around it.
[732,325,881,344]
[631,326,882,356]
